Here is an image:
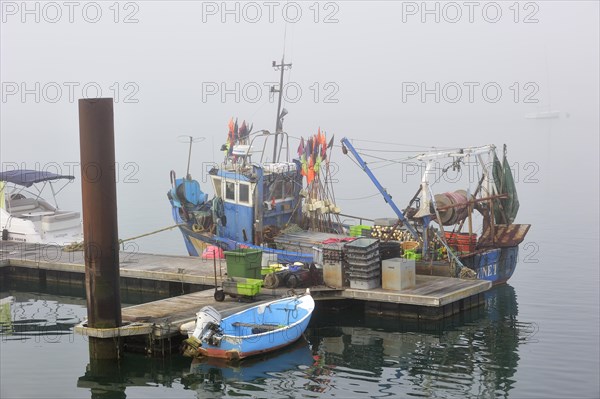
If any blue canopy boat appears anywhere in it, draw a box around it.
[1,169,82,245]
[182,291,315,360]
[167,59,530,286]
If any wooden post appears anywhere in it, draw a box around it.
[78,98,122,360]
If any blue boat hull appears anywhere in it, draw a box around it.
[462,246,519,285]
[180,220,521,286]
[177,223,314,263]
[416,246,520,286]
[195,295,315,360]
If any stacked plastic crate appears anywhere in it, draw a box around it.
[344,238,381,289]
[379,241,401,260]
[321,242,348,288]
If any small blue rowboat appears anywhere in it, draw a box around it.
[182,290,315,360]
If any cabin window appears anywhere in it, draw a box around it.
[225,181,235,201]
[212,177,222,197]
[270,180,284,200]
[283,180,294,198]
[239,183,250,204]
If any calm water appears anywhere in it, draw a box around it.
[1,270,598,399]
[0,285,534,398]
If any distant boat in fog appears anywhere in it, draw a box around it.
[524,110,561,119]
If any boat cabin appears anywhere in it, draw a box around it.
[208,159,303,245]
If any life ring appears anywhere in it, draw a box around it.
[192,223,204,233]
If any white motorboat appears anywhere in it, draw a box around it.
[0,169,82,246]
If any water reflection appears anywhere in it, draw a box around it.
[181,338,314,396]
[78,356,191,399]
[174,285,535,398]
[306,284,537,398]
[0,292,84,340]
[1,283,537,398]
[76,339,316,399]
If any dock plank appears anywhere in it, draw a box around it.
[1,241,224,287]
[341,275,490,307]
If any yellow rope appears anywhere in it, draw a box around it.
[459,267,477,279]
[62,242,84,252]
[62,224,186,252]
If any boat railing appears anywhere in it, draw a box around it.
[240,129,290,164]
[337,213,374,227]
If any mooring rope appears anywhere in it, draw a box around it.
[62,223,186,252]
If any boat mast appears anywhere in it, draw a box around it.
[271,58,292,163]
[178,135,204,179]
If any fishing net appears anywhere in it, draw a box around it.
[493,148,520,224]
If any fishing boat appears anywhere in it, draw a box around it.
[168,58,346,264]
[525,110,561,119]
[0,170,83,245]
[351,142,532,285]
[167,59,530,285]
[181,290,315,360]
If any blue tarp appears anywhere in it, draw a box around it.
[0,169,74,187]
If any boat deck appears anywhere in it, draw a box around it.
[274,230,348,252]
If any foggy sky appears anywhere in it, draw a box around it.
[1,1,598,253]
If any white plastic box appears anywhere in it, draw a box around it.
[382,258,416,290]
[323,260,344,288]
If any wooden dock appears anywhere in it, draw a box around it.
[340,275,489,307]
[120,289,277,337]
[1,241,492,355]
[1,241,228,294]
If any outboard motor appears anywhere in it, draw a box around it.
[191,306,222,345]
[182,306,222,357]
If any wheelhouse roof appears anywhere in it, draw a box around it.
[0,169,75,188]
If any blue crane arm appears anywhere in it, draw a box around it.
[341,137,419,240]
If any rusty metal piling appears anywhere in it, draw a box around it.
[78,98,122,360]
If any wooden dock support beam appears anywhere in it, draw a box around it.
[78,98,122,360]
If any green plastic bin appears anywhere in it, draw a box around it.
[224,248,263,279]
[222,277,262,297]
[350,224,371,237]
